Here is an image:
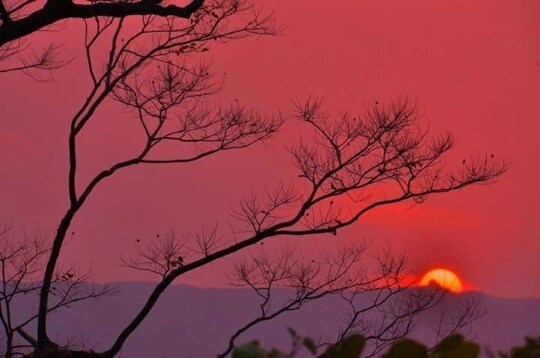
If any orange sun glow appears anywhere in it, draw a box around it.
[419,268,464,293]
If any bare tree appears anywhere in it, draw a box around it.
[1,1,282,355]
[0,1,509,357]
[118,97,505,357]
[217,243,396,357]
[212,243,483,357]
[0,224,113,357]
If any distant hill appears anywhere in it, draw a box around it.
[11,283,540,357]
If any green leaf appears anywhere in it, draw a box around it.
[383,338,428,358]
[322,335,365,358]
[446,342,480,358]
[433,334,465,353]
[232,340,266,358]
[303,337,318,355]
[432,334,479,358]
[268,348,289,358]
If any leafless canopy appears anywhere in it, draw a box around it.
[226,97,508,240]
[214,243,483,357]
[1,0,283,355]
[0,224,113,357]
[0,0,508,357]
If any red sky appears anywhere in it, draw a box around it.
[1,0,539,298]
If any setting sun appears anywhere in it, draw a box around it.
[420,268,464,293]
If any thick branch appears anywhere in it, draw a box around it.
[0,1,12,24]
[105,228,275,356]
[0,0,204,46]
[16,328,37,348]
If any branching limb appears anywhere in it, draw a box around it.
[34,0,281,350]
[0,0,205,46]
[218,244,372,357]
[0,224,114,357]
[0,43,68,81]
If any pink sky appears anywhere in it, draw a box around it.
[1,0,539,298]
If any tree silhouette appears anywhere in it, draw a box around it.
[0,1,508,357]
[232,332,484,358]
[215,244,482,357]
[0,224,114,357]
[0,0,204,45]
